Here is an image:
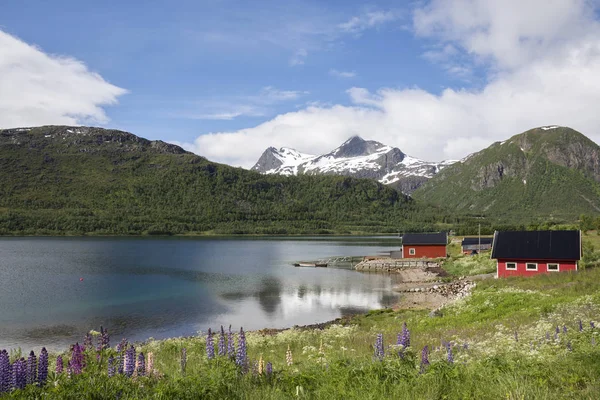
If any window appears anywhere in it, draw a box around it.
[409,248,416,255]
[547,263,559,272]
[506,262,517,270]
[526,263,538,271]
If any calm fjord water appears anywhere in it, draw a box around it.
[0,236,401,351]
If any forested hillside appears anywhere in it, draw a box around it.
[0,126,451,235]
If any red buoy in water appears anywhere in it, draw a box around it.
[80,277,84,281]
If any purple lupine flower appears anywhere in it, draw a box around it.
[579,320,583,332]
[227,325,235,359]
[420,346,430,374]
[514,331,518,342]
[12,358,26,390]
[116,338,128,353]
[101,326,110,350]
[206,328,215,360]
[591,321,595,329]
[117,355,124,375]
[446,342,454,364]
[400,322,410,348]
[567,341,572,352]
[124,346,135,377]
[26,350,37,385]
[463,343,469,350]
[107,356,115,377]
[69,343,84,375]
[556,326,560,334]
[0,350,10,393]
[83,333,93,351]
[137,353,145,376]
[396,332,405,358]
[266,362,272,377]
[181,348,187,375]
[55,355,63,374]
[218,326,226,357]
[374,334,384,360]
[236,327,247,370]
[563,325,567,334]
[38,348,48,387]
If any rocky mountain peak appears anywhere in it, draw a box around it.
[251,136,452,194]
[329,135,389,159]
[252,147,284,172]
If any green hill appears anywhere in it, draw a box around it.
[0,126,446,235]
[413,126,600,221]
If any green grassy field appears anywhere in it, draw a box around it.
[5,265,600,399]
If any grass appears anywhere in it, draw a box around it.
[441,241,496,276]
[3,267,600,399]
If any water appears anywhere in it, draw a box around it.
[0,236,402,351]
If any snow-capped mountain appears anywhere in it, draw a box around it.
[251,136,455,194]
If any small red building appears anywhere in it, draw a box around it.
[401,232,448,258]
[491,230,581,278]
[461,237,493,254]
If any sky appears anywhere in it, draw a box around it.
[2,0,600,168]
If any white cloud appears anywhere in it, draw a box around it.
[0,30,127,128]
[290,48,308,66]
[413,0,598,69]
[181,0,600,170]
[338,11,399,34]
[329,69,357,78]
[174,86,309,121]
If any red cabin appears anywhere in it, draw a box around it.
[491,230,581,278]
[401,232,448,259]
[461,237,493,254]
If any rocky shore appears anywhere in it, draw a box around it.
[353,256,485,310]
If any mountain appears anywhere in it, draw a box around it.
[412,126,600,220]
[0,125,446,235]
[251,136,455,194]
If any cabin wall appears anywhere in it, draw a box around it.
[497,259,577,278]
[461,244,492,254]
[402,244,447,258]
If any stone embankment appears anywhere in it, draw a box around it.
[397,279,476,299]
[354,258,441,273]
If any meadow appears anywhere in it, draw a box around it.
[1,261,599,399]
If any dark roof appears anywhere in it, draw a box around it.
[461,237,493,246]
[491,230,581,260]
[402,232,447,245]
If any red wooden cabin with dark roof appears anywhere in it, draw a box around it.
[401,232,447,258]
[491,230,581,278]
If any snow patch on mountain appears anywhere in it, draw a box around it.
[252,136,456,194]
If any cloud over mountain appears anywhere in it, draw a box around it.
[182,0,600,169]
[0,30,127,128]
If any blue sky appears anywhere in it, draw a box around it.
[2,0,600,167]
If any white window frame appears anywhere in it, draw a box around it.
[409,248,416,256]
[526,262,538,271]
[547,263,560,272]
[505,262,517,270]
